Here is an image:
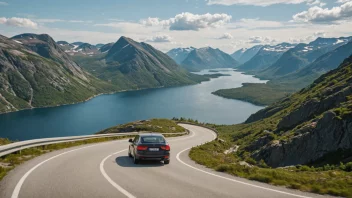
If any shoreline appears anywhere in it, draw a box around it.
[0,70,262,116]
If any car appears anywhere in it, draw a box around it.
[128,133,170,164]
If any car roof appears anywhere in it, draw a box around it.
[139,133,164,137]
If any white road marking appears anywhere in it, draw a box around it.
[99,129,196,198]
[11,144,97,198]
[100,149,136,198]
[175,127,312,198]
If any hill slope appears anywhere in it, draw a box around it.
[75,36,205,89]
[232,45,263,64]
[259,37,352,79]
[166,47,195,64]
[0,34,117,114]
[238,43,296,72]
[241,55,352,167]
[181,47,239,71]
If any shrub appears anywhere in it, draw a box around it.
[345,162,352,172]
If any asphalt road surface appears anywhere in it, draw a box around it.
[0,124,330,198]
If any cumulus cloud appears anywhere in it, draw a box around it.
[207,0,325,6]
[289,31,326,43]
[248,36,277,44]
[0,17,38,29]
[293,1,352,23]
[141,12,232,31]
[146,34,173,42]
[0,1,8,5]
[217,32,233,39]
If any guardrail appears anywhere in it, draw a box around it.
[0,131,188,158]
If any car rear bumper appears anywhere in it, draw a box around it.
[135,154,170,161]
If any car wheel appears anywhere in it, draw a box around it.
[128,149,132,158]
[164,160,170,165]
[133,155,139,164]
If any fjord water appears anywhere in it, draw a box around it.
[0,69,266,141]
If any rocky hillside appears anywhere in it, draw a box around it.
[181,47,239,71]
[238,43,296,72]
[259,37,352,79]
[167,47,195,64]
[75,36,206,89]
[232,45,263,64]
[241,55,352,167]
[0,34,117,114]
[99,42,114,53]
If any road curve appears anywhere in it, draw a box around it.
[0,124,330,198]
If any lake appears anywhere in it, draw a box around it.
[0,69,266,141]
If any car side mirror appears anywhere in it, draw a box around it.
[128,139,133,143]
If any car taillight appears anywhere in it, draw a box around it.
[161,145,170,151]
[137,145,148,151]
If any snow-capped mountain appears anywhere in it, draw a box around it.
[167,47,196,64]
[232,45,263,64]
[238,43,296,72]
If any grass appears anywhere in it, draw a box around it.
[97,119,186,134]
[212,83,294,106]
[0,119,187,181]
[189,141,352,197]
[173,118,352,197]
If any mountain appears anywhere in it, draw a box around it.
[232,45,263,64]
[56,41,75,51]
[238,43,296,72]
[241,55,352,167]
[166,47,196,64]
[99,42,114,53]
[71,41,84,46]
[181,47,240,71]
[95,43,105,48]
[0,33,116,114]
[259,37,352,79]
[76,36,205,89]
[75,43,99,55]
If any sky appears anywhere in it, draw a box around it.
[0,0,351,53]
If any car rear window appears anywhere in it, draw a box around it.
[141,136,165,143]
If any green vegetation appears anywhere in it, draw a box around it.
[172,118,352,197]
[190,143,352,197]
[97,119,186,134]
[0,138,11,146]
[212,83,294,106]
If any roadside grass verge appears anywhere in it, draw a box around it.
[172,118,352,197]
[189,138,352,197]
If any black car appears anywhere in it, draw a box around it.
[128,133,170,164]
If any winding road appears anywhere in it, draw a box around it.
[0,124,329,198]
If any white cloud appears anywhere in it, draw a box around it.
[230,18,285,29]
[248,36,277,44]
[146,34,173,42]
[206,0,325,6]
[169,12,232,31]
[293,1,352,23]
[289,31,326,43]
[0,1,8,5]
[141,12,232,31]
[0,17,38,29]
[337,0,350,3]
[217,32,233,39]
[35,19,65,23]
[140,17,170,27]
[35,19,89,23]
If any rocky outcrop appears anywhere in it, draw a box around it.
[253,111,352,167]
[277,86,352,130]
